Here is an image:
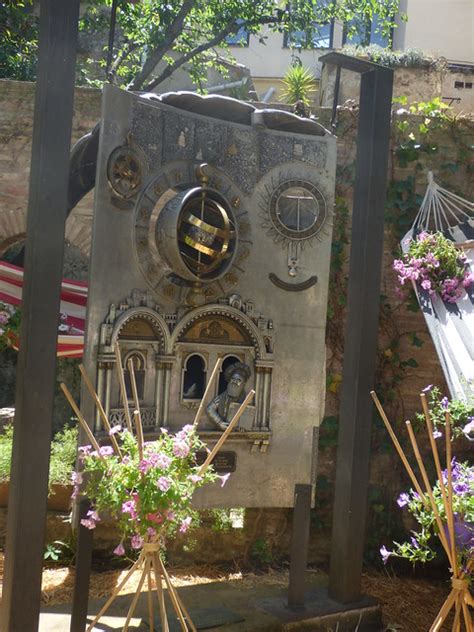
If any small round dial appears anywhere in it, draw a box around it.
[269,180,327,241]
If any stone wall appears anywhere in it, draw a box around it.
[0,79,472,566]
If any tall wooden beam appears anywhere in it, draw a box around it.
[0,2,80,630]
[320,53,394,603]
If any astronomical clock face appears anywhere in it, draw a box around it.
[133,162,252,305]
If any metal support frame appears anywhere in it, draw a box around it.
[288,484,312,609]
[0,1,80,630]
[319,53,394,604]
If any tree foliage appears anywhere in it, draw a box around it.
[1,0,401,91]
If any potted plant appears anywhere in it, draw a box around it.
[0,424,77,511]
[393,231,473,304]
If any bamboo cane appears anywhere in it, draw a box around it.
[122,563,148,632]
[60,383,104,460]
[445,412,459,577]
[421,393,456,574]
[452,598,461,632]
[152,554,169,632]
[79,363,122,458]
[371,392,429,507]
[157,554,197,632]
[461,600,473,632]
[146,559,155,632]
[405,421,454,565]
[192,357,222,429]
[128,357,142,424]
[114,342,133,433]
[198,388,255,477]
[430,589,457,632]
[85,553,144,632]
[156,555,192,632]
[134,410,144,463]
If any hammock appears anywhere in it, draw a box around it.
[0,261,86,357]
[401,172,474,403]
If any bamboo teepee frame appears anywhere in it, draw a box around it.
[62,348,255,632]
[371,391,473,632]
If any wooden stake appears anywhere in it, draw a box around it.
[371,392,428,507]
[152,554,169,632]
[60,383,104,460]
[198,388,255,477]
[461,599,473,632]
[421,393,456,574]
[122,563,147,632]
[192,357,222,429]
[430,590,457,632]
[79,363,122,457]
[445,411,458,577]
[114,342,133,433]
[134,410,144,463]
[146,559,154,632]
[405,421,453,566]
[157,554,197,632]
[156,555,190,632]
[85,553,143,632]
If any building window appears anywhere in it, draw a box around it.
[225,20,250,47]
[182,354,207,400]
[284,22,333,49]
[283,0,334,49]
[124,352,146,401]
[343,14,391,48]
[218,355,242,395]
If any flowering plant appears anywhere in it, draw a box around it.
[417,384,474,440]
[393,231,473,303]
[0,302,21,351]
[73,424,223,554]
[381,458,474,567]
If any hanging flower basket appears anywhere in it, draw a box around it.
[393,231,473,304]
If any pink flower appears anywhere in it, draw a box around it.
[217,473,231,487]
[147,512,164,525]
[109,424,122,435]
[421,279,432,291]
[179,517,192,533]
[80,518,97,530]
[157,477,171,492]
[99,445,114,457]
[156,453,172,469]
[462,273,474,289]
[146,527,157,539]
[131,534,144,550]
[188,474,202,484]
[114,542,125,556]
[0,311,10,325]
[173,440,190,458]
[80,509,100,530]
[122,499,137,519]
[78,444,92,456]
[164,509,175,521]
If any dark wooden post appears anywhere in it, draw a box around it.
[287,484,312,609]
[319,53,394,604]
[0,2,80,630]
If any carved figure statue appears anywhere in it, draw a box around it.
[206,362,251,431]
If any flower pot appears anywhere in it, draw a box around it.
[0,482,73,512]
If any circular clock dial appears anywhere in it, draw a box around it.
[269,180,327,241]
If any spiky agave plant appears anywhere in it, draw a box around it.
[280,64,317,107]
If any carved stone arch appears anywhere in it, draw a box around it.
[111,307,169,353]
[170,305,267,360]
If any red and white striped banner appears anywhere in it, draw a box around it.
[0,261,86,357]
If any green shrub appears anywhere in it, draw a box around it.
[0,424,77,487]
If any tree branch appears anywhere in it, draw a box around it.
[141,15,277,92]
[128,0,197,90]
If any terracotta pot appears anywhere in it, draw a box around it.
[0,482,73,511]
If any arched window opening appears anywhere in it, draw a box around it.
[124,352,146,401]
[218,355,242,394]
[182,354,206,400]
